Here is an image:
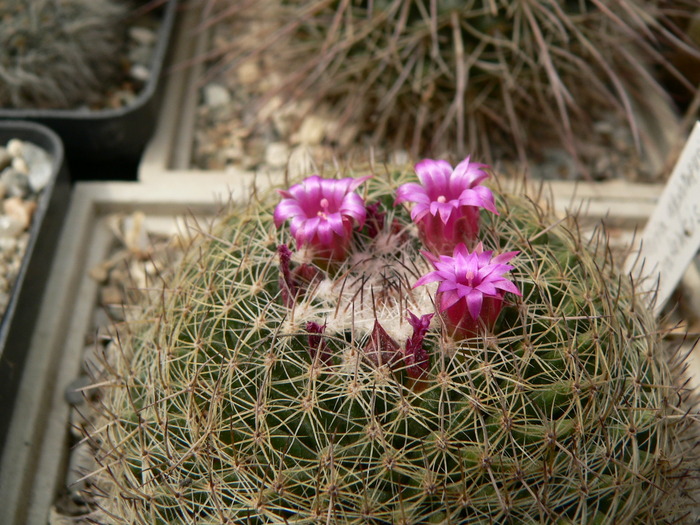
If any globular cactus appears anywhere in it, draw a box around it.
[0,0,127,109]
[87,161,698,523]
[205,0,699,171]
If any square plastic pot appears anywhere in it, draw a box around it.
[0,120,71,453]
[0,0,179,181]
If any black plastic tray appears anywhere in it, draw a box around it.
[0,0,179,180]
[0,121,71,451]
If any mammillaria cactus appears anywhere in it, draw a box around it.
[87,159,698,523]
[0,0,127,109]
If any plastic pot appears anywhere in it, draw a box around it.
[0,0,179,180]
[0,121,71,451]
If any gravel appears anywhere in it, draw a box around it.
[0,138,52,319]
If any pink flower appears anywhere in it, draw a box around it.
[274,175,371,261]
[414,243,520,339]
[395,158,497,253]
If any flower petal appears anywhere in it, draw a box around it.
[347,175,372,192]
[413,271,442,288]
[466,290,483,320]
[475,281,498,296]
[316,220,334,244]
[492,250,520,265]
[440,290,462,311]
[340,193,367,226]
[395,183,430,205]
[495,279,522,296]
[412,204,431,222]
[326,213,346,237]
[456,187,496,213]
[452,157,490,187]
[416,160,452,199]
[274,199,305,227]
[302,216,321,243]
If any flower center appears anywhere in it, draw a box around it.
[317,197,330,219]
[437,195,447,203]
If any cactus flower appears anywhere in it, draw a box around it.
[395,158,497,253]
[414,243,520,339]
[306,321,332,365]
[404,311,434,381]
[278,244,296,307]
[277,244,322,307]
[274,175,370,261]
[364,320,401,368]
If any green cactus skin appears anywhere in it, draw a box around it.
[204,0,699,169]
[88,168,698,524]
[0,0,127,109]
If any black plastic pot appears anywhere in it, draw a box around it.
[0,0,179,180]
[0,121,71,451]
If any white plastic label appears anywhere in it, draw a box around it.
[624,121,700,315]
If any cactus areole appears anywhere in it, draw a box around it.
[93,160,697,523]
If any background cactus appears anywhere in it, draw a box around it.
[202,0,699,175]
[0,0,127,109]
[86,166,698,523]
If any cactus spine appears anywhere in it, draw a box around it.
[88,166,698,523]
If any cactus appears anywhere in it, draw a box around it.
[204,0,699,171]
[87,162,698,523]
[0,0,127,109]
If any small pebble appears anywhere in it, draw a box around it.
[0,237,16,252]
[88,262,110,283]
[11,156,29,175]
[65,441,97,502]
[1,168,30,198]
[237,61,261,85]
[129,26,157,46]
[130,64,151,83]
[295,114,328,145]
[265,142,289,168]
[203,83,231,108]
[4,197,36,230]
[6,139,22,157]
[0,215,25,238]
[23,141,53,192]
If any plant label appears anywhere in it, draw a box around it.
[625,121,700,316]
